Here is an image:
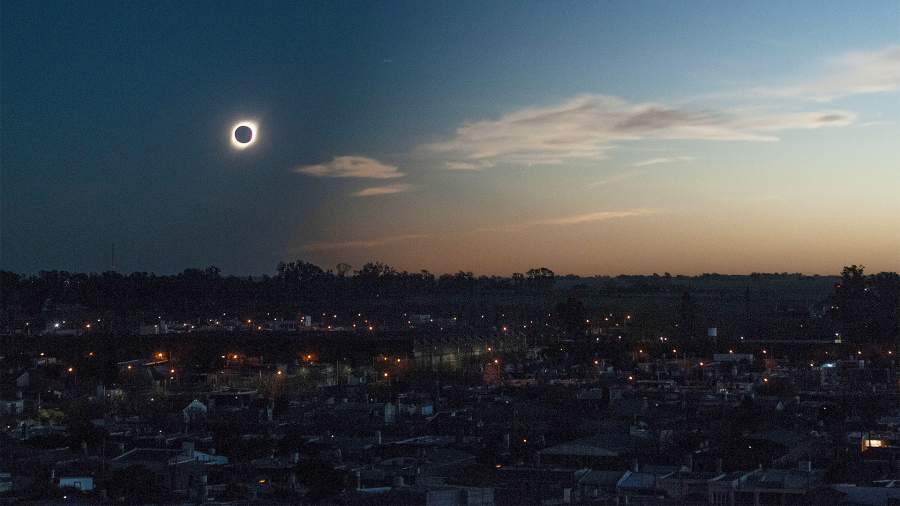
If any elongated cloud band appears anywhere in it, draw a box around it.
[477,208,660,232]
[352,183,413,197]
[532,208,658,226]
[753,44,900,101]
[634,156,694,167]
[300,208,657,251]
[301,234,430,252]
[295,156,404,179]
[424,94,854,167]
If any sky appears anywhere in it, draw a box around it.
[2,1,898,276]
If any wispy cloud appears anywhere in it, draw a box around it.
[532,208,658,226]
[351,183,413,197]
[587,170,644,188]
[301,208,657,251]
[445,161,495,171]
[424,94,853,167]
[634,156,694,167]
[478,208,659,232]
[301,234,429,252]
[752,44,900,101]
[294,156,404,179]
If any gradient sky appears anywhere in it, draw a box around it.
[2,1,898,276]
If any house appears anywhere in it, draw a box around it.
[831,482,900,505]
[425,486,494,506]
[574,469,625,502]
[0,472,12,493]
[616,469,674,504]
[182,399,208,425]
[0,398,23,415]
[538,433,656,469]
[657,470,724,502]
[708,464,825,506]
[58,476,94,492]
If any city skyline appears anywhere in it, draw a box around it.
[2,1,899,275]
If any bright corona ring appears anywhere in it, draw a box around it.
[230,121,258,149]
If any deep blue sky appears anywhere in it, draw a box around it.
[3,1,898,275]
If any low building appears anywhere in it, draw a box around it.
[58,476,94,492]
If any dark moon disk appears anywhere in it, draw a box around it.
[234,125,253,144]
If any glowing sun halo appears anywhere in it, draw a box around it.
[231,121,258,149]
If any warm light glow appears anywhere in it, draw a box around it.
[865,439,884,448]
[231,121,258,149]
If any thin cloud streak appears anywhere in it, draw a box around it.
[295,156,404,179]
[424,94,854,168]
[477,208,660,232]
[532,208,659,226]
[302,209,658,251]
[587,170,644,188]
[301,234,430,252]
[752,44,900,101]
[634,156,694,167]
[351,183,413,197]
[445,161,495,170]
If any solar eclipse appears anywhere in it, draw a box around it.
[231,121,258,149]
